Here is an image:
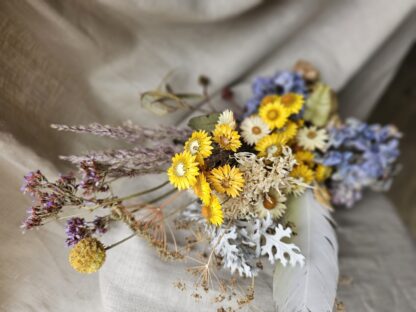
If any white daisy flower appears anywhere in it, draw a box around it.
[240,115,270,145]
[255,189,287,220]
[296,126,328,151]
[218,109,236,129]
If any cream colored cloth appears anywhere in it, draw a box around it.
[0,1,416,311]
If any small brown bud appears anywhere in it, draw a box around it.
[198,75,210,87]
[294,60,320,82]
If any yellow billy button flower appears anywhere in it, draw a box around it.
[193,173,211,205]
[259,101,290,129]
[290,164,315,184]
[212,124,242,152]
[201,194,223,226]
[167,151,199,190]
[209,164,245,198]
[315,164,332,183]
[69,237,106,274]
[255,133,287,157]
[184,130,213,159]
[280,93,304,115]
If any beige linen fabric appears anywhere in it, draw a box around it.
[0,0,416,311]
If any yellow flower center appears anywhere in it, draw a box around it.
[188,140,200,154]
[281,94,295,107]
[251,126,262,135]
[220,136,230,146]
[221,178,231,189]
[307,130,317,139]
[267,109,279,121]
[175,162,186,177]
[263,193,278,210]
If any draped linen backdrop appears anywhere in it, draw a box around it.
[1,1,415,311]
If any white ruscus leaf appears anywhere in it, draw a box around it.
[273,190,339,312]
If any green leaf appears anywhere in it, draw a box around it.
[140,91,187,116]
[303,83,338,127]
[141,90,204,116]
[188,113,221,132]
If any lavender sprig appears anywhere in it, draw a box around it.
[61,145,180,178]
[51,121,191,144]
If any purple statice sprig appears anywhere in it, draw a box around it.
[244,71,307,117]
[21,171,84,230]
[65,216,110,246]
[319,118,401,207]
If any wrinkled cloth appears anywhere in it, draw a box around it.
[0,0,416,311]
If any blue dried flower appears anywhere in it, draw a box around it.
[273,71,307,95]
[244,71,307,117]
[320,118,401,207]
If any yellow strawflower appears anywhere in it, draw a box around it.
[260,94,280,107]
[184,130,213,159]
[68,237,106,274]
[275,121,299,143]
[212,124,241,152]
[193,173,211,205]
[295,150,315,165]
[315,164,332,182]
[209,164,244,198]
[259,101,290,129]
[201,194,223,226]
[255,133,287,157]
[280,93,304,115]
[290,164,314,184]
[167,151,199,190]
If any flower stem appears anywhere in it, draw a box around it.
[105,233,137,251]
[118,180,170,202]
[128,189,177,213]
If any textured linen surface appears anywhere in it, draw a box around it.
[0,0,416,311]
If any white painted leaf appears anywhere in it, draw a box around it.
[273,190,339,312]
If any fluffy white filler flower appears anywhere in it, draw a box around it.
[296,126,328,151]
[240,115,270,145]
[222,148,299,220]
[218,110,236,129]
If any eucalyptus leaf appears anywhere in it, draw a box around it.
[187,113,220,132]
[303,83,338,127]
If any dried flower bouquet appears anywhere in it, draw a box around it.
[21,61,401,311]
